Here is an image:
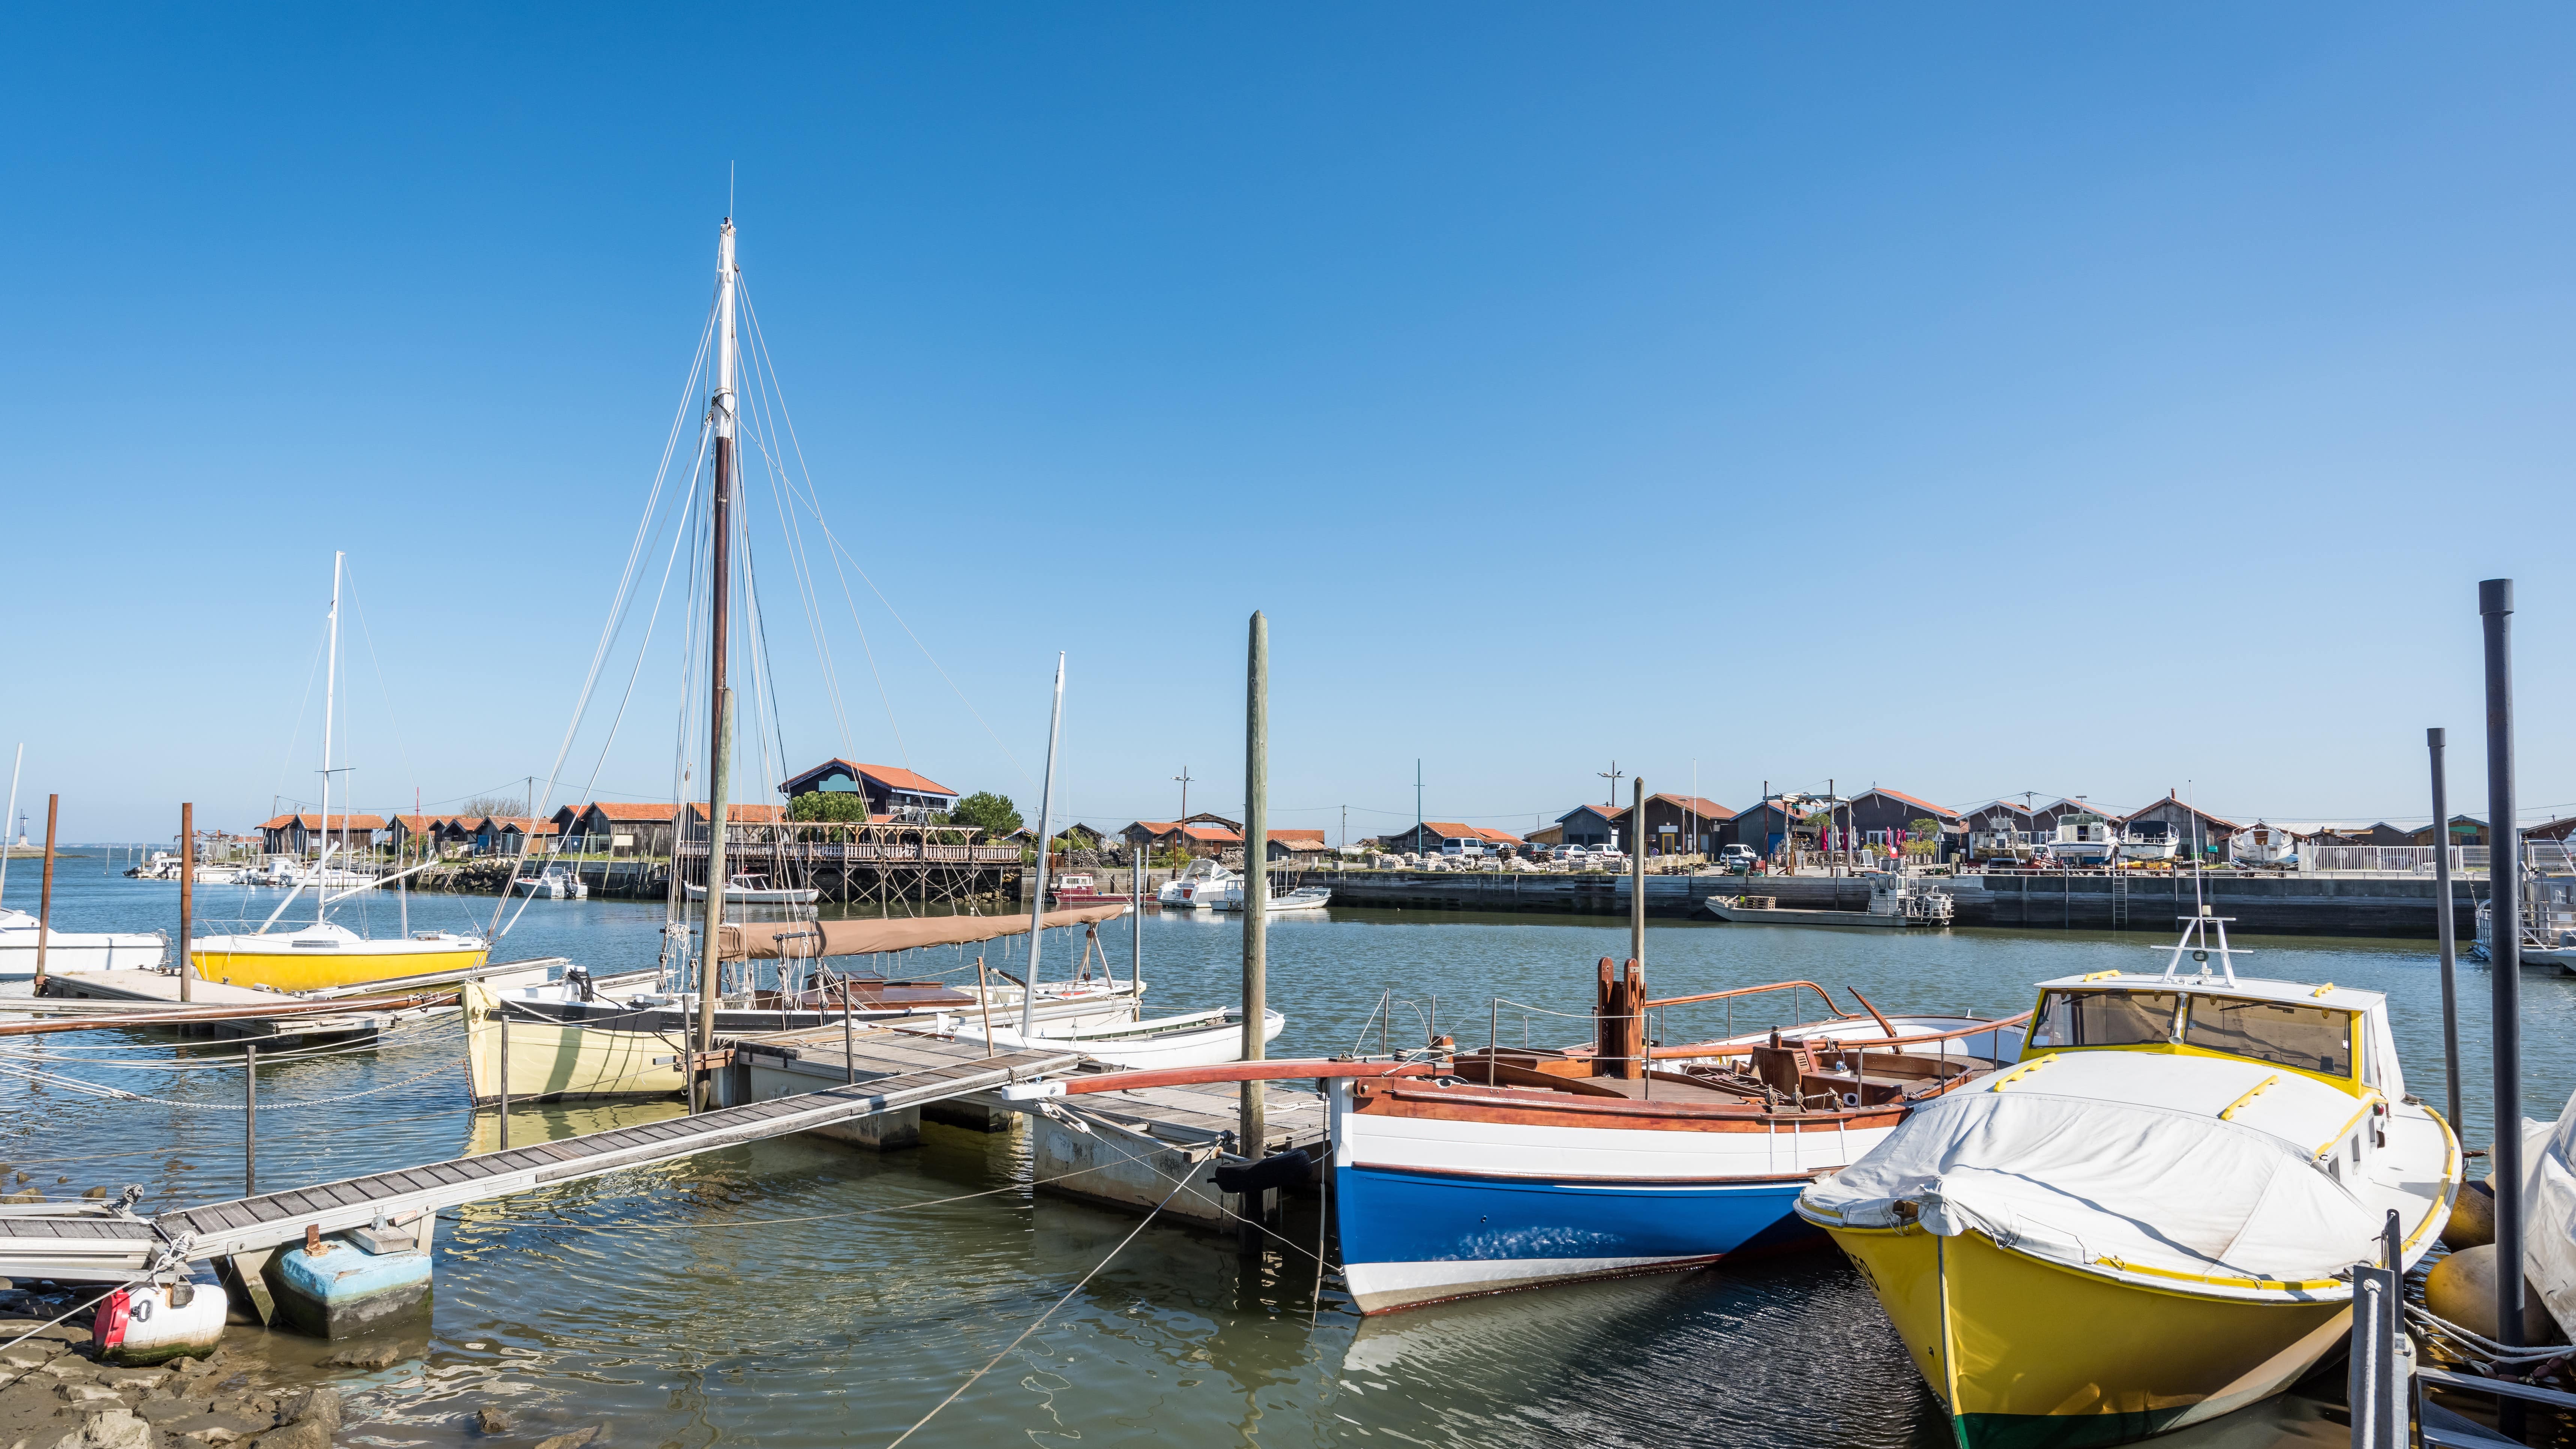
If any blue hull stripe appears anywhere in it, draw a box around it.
[1336,1161,1818,1272]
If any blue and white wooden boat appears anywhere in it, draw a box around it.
[1329,980,2025,1314]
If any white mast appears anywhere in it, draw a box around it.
[319,550,342,925]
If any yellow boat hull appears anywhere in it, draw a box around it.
[189,943,488,993]
[1828,1223,2348,1449]
[463,982,684,1106]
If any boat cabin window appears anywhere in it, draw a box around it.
[2028,989,2181,1049]
[2181,996,2351,1077]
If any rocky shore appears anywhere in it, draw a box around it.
[0,1316,339,1449]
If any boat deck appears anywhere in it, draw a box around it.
[26,973,420,1041]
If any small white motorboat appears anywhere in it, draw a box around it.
[683,872,820,905]
[1208,883,1331,913]
[939,1005,1285,1068]
[1156,858,1237,909]
[512,866,590,900]
[0,907,167,982]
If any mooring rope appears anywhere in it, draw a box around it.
[883,1165,1198,1449]
[2405,1300,2573,1367]
[0,1057,463,1110]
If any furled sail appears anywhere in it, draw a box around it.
[716,902,1128,960]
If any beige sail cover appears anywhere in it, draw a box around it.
[716,902,1129,960]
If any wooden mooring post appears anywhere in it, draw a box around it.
[1239,611,1270,1253]
[178,802,194,1003]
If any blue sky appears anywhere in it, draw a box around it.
[6,6,2572,844]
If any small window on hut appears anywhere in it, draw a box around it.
[2182,996,2352,1077]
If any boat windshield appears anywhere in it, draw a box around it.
[2027,989,2180,1049]
[2181,995,2352,1077]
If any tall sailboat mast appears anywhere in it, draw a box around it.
[319,550,343,925]
[695,219,740,1106]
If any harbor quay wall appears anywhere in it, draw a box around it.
[1289,870,2487,939]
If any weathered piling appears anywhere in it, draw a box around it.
[178,801,194,1002]
[1241,612,1269,1183]
[2481,577,2524,1361]
[2430,728,2462,1136]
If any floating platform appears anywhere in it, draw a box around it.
[268,1225,434,1339]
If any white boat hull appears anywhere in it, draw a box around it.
[945,1007,1283,1068]
[0,910,166,981]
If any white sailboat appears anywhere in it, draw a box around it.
[188,554,490,993]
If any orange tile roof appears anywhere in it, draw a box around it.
[1180,825,1242,843]
[258,813,387,831]
[578,801,692,822]
[1269,829,1327,842]
[1422,822,1527,844]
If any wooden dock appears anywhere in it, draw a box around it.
[731,1022,1328,1227]
[0,1043,1081,1283]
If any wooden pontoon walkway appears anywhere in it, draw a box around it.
[0,1044,1078,1279]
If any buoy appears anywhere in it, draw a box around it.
[2424,1244,2557,1343]
[2444,1181,2497,1249]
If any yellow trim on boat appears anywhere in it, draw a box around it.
[1989,1055,2057,1091]
[2216,1074,2281,1121]
[2091,1256,2342,1293]
[2311,1096,2379,1159]
[2079,970,2122,983]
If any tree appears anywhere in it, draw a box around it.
[950,791,1022,838]
[460,795,527,821]
[790,790,870,824]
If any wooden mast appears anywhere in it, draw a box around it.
[695,217,739,1112]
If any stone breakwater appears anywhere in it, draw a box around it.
[0,1310,611,1449]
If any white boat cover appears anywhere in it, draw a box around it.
[1805,1059,2379,1286]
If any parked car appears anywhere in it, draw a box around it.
[1717,844,1758,873]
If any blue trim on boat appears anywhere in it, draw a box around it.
[1335,1160,1819,1275]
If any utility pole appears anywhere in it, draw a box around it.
[1415,760,1423,854]
[1173,766,1192,823]
[1339,804,1346,851]
[1598,760,1623,807]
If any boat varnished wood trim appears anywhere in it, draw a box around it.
[1349,1085,1913,1134]
[1349,1160,1829,1188]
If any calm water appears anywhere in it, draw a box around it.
[9,863,2573,1448]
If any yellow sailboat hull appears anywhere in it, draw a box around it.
[463,982,685,1106]
[1827,1223,2348,1449]
[189,941,489,993]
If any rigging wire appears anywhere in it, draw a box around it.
[734,297,863,763]
[741,286,992,780]
[482,295,719,942]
